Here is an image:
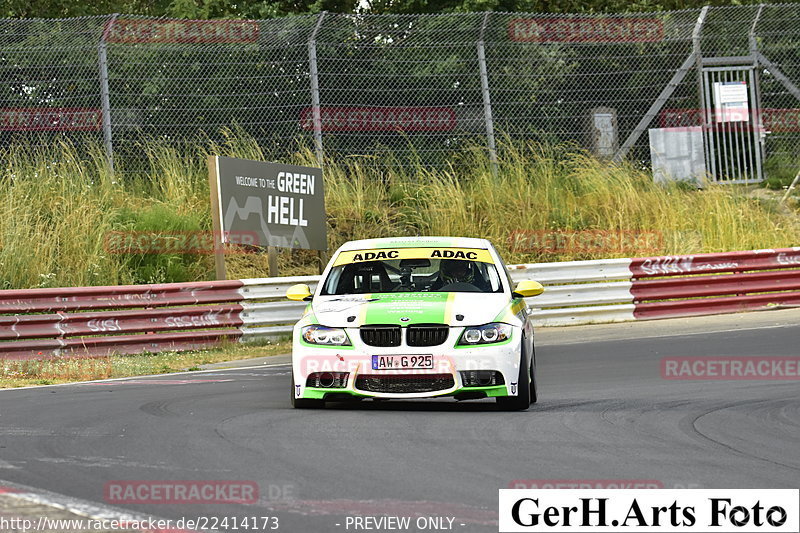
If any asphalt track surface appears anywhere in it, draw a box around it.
[1,310,799,532]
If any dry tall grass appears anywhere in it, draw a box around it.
[0,137,796,288]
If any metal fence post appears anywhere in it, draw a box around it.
[748,4,764,56]
[308,12,327,168]
[693,6,709,103]
[693,7,710,174]
[613,9,706,162]
[477,13,498,174]
[98,14,117,174]
[750,4,769,181]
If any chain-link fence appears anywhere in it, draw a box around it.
[1,6,800,178]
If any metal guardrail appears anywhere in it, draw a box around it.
[0,281,246,358]
[1,248,799,357]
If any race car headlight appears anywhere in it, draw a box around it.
[457,323,512,346]
[301,325,351,346]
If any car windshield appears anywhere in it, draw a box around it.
[321,250,504,295]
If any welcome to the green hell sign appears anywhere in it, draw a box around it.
[210,156,327,252]
[234,171,317,227]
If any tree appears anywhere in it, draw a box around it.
[0,0,357,19]
[1,0,782,19]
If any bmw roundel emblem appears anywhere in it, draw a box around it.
[400,317,410,322]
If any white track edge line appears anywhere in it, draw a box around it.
[0,478,186,531]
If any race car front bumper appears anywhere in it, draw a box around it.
[291,326,525,401]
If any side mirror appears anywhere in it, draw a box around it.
[512,280,544,298]
[286,283,313,301]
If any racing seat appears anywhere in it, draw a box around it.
[429,263,491,292]
[337,262,396,293]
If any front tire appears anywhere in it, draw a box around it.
[497,344,532,411]
[529,342,538,405]
[291,375,324,409]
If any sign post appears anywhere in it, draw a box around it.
[207,156,227,280]
[208,156,326,280]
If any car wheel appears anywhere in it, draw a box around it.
[496,344,531,411]
[291,375,324,409]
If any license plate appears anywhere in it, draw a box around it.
[372,355,433,370]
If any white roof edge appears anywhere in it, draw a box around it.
[336,236,492,252]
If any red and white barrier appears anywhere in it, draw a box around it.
[0,248,798,357]
[631,249,800,320]
[511,247,800,325]
[0,281,247,358]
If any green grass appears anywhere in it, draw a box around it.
[0,339,290,388]
[764,154,800,191]
[0,136,798,288]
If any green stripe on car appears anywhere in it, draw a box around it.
[363,292,455,325]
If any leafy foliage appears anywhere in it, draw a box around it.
[1,0,356,19]
[0,0,776,19]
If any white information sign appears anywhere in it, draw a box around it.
[713,81,749,123]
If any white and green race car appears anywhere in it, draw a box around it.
[286,237,544,410]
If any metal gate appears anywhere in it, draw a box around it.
[701,64,764,183]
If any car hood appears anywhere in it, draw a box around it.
[311,292,513,328]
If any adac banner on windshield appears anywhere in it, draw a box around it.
[333,247,494,267]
